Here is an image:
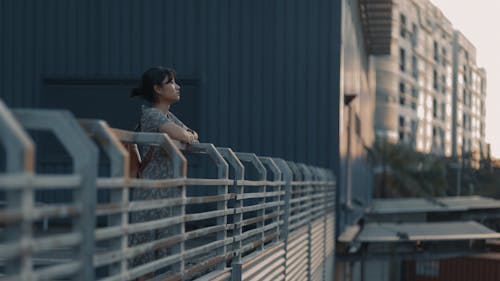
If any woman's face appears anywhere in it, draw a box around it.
[155,75,181,103]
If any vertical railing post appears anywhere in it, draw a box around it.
[14,109,98,281]
[259,157,282,245]
[111,129,187,279]
[317,167,329,281]
[298,164,314,281]
[0,101,35,279]
[186,143,229,272]
[235,153,267,254]
[273,158,292,279]
[287,161,307,280]
[273,159,292,242]
[217,147,244,281]
[79,119,129,276]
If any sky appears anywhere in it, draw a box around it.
[430,0,500,157]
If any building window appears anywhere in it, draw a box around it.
[412,23,418,46]
[433,70,438,90]
[400,82,406,93]
[411,87,418,98]
[399,131,405,141]
[400,96,406,106]
[433,98,437,118]
[412,56,418,79]
[399,116,405,128]
[442,47,447,66]
[400,14,407,38]
[463,65,468,84]
[434,41,439,62]
[411,102,417,110]
[400,48,406,72]
[441,103,446,121]
[411,120,417,132]
[441,75,446,94]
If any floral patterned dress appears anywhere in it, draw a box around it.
[128,105,186,268]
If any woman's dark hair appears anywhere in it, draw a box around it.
[130,66,176,103]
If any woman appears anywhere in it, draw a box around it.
[128,66,198,278]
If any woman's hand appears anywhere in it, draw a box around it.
[160,122,198,143]
[187,129,198,140]
[186,129,199,144]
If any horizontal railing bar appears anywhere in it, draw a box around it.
[96,195,235,216]
[185,178,232,186]
[236,191,285,200]
[95,210,231,241]
[101,177,239,189]
[239,211,280,228]
[0,204,81,224]
[236,202,283,214]
[97,237,231,269]
[235,180,286,187]
[238,232,280,255]
[290,181,335,186]
[98,178,298,189]
[190,268,231,281]
[130,178,187,188]
[33,261,82,281]
[183,255,230,280]
[94,224,228,267]
[289,221,310,232]
[236,223,281,242]
[0,174,82,189]
[125,242,231,280]
[0,233,81,260]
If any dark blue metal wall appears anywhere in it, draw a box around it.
[0,0,342,169]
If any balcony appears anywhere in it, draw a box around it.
[0,99,335,281]
[359,0,394,55]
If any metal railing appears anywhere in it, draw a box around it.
[0,101,335,281]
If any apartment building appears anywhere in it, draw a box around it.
[453,31,488,164]
[374,0,487,164]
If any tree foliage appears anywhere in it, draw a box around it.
[372,140,448,198]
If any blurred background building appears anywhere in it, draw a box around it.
[374,0,488,166]
[453,31,488,165]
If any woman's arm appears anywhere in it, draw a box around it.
[159,122,197,143]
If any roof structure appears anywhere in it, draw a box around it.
[356,221,500,243]
[338,196,500,261]
[367,196,500,215]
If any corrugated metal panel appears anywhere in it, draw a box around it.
[0,0,343,164]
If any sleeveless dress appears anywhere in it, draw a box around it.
[128,105,186,269]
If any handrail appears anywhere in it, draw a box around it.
[0,102,336,281]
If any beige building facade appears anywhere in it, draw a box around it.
[374,0,487,164]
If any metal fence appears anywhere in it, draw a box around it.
[0,101,336,281]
